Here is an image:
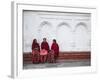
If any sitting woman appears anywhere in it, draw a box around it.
[51,39,59,63]
[32,39,40,63]
[32,48,40,63]
[40,49,48,63]
[47,50,55,63]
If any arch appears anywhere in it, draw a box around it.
[74,22,90,50]
[76,22,87,27]
[57,22,73,51]
[38,21,53,46]
[74,22,88,32]
[57,22,71,30]
[39,21,52,28]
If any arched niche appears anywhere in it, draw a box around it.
[58,22,70,29]
[57,22,72,51]
[74,22,90,51]
[74,22,88,32]
[39,21,52,27]
[38,21,53,46]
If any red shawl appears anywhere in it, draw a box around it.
[41,42,49,51]
[51,43,59,54]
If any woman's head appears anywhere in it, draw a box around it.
[53,39,56,43]
[43,38,46,42]
[33,39,37,43]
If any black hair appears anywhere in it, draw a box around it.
[53,39,56,43]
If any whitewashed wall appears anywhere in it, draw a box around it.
[23,11,91,52]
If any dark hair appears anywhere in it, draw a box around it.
[33,39,37,43]
[43,38,46,40]
[53,39,56,43]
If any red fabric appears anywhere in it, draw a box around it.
[32,41,40,51]
[40,49,48,55]
[41,42,49,51]
[32,49,40,63]
[51,43,59,56]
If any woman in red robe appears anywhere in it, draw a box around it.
[32,39,40,51]
[40,38,50,63]
[32,39,40,63]
[41,38,49,52]
[51,39,59,63]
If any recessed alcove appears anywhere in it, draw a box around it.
[57,22,72,51]
[38,21,53,46]
[74,22,90,51]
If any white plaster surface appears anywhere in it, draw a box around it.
[23,11,91,52]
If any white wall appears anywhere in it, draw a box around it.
[23,11,91,52]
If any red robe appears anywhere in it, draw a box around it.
[32,42,40,51]
[41,42,49,51]
[51,43,59,57]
